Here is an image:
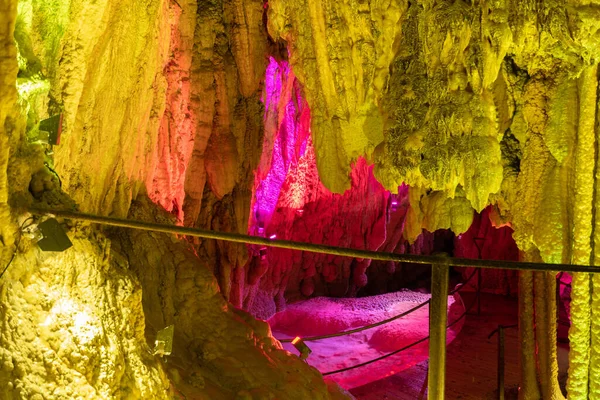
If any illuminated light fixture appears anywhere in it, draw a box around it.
[153,325,175,356]
[257,222,265,235]
[31,130,50,145]
[38,113,63,145]
[36,218,72,252]
[269,234,277,240]
[259,246,267,260]
[295,209,304,216]
[22,222,43,242]
[291,336,312,361]
[391,200,398,212]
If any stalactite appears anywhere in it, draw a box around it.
[590,64,600,400]
[267,0,406,193]
[146,0,197,221]
[567,65,598,400]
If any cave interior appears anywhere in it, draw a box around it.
[1,0,600,399]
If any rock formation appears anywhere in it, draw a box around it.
[3,0,600,398]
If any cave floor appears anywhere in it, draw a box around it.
[269,290,464,389]
[350,292,521,400]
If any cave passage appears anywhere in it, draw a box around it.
[3,1,599,399]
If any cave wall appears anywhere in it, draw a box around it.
[454,206,519,295]
[242,57,394,316]
[179,0,268,304]
[4,0,600,398]
[20,0,173,217]
[1,0,353,399]
[262,0,600,398]
[115,198,352,400]
[0,0,18,254]
[0,233,171,399]
[242,58,440,316]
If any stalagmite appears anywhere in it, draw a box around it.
[590,274,600,398]
[544,272,564,400]
[520,268,541,400]
[535,270,564,400]
[534,271,551,397]
[568,273,591,399]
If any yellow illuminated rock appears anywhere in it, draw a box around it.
[1,0,351,398]
[0,236,171,399]
[0,0,18,255]
[268,0,406,193]
[4,0,600,398]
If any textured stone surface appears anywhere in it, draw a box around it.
[242,58,435,316]
[5,0,600,397]
[0,0,18,253]
[376,1,503,221]
[146,0,197,222]
[267,0,406,193]
[262,1,600,397]
[0,234,171,399]
[41,0,171,217]
[1,1,353,399]
[181,0,268,302]
[454,206,519,295]
[115,198,352,400]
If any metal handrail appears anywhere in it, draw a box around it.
[24,208,594,399]
[489,324,518,400]
[26,208,600,273]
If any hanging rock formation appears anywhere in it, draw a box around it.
[4,0,600,398]
[263,0,600,398]
[267,0,406,193]
[1,0,352,398]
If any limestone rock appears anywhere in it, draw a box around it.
[267,0,406,193]
[0,234,170,399]
[115,198,351,400]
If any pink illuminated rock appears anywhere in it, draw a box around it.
[244,57,410,317]
[301,278,315,297]
[269,290,465,389]
[146,4,195,222]
[454,206,519,294]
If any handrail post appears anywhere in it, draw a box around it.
[498,325,505,400]
[477,268,482,315]
[428,263,449,399]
